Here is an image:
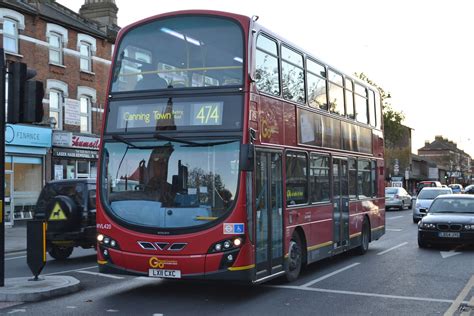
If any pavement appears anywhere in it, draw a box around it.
[0,224,81,302]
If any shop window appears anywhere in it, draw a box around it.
[13,157,43,220]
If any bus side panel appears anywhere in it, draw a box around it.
[257,95,285,145]
[308,203,333,250]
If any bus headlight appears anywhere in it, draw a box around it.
[97,234,120,249]
[209,237,245,253]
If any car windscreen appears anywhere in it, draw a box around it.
[429,198,474,213]
[417,190,450,200]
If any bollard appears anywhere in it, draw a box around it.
[27,220,47,281]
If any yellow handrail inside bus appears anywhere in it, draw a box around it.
[195,216,218,221]
[119,65,243,77]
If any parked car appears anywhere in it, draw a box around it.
[418,194,474,248]
[464,184,474,194]
[416,181,442,195]
[413,187,452,223]
[385,187,412,211]
[33,179,96,260]
[448,184,463,194]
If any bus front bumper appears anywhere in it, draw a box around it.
[97,246,254,282]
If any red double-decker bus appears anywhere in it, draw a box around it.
[97,10,385,283]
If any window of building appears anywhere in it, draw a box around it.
[49,90,63,129]
[307,59,327,110]
[49,32,63,65]
[80,41,92,72]
[80,96,92,133]
[281,45,305,103]
[3,17,18,54]
[309,154,330,203]
[286,151,308,206]
[256,34,280,96]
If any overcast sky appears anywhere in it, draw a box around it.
[58,0,474,156]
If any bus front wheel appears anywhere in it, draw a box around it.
[285,233,302,282]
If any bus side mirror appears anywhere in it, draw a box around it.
[239,144,254,171]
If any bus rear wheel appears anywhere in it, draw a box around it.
[285,233,302,282]
[355,218,370,255]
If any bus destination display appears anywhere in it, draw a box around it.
[116,101,224,129]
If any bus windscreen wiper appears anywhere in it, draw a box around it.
[153,133,200,146]
[154,133,236,147]
[183,140,236,147]
[112,134,138,148]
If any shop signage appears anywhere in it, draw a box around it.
[52,131,72,147]
[65,98,81,126]
[52,132,100,150]
[53,148,98,159]
[5,124,52,148]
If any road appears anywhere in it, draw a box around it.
[2,207,473,315]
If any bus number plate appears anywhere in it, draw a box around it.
[149,269,181,279]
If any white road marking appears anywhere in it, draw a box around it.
[377,242,408,255]
[387,216,404,220]
[301,263,360,288]
[106,310,119,313]
[386,228,403,232]
[444,275,474,316]
[77,270,124,279]
[66,306,77,309]
[43,265,97,276]
[7,309,26,314]
[440,250,462,259]
[270,285,470,305]
[153,314,164,316]
[5,256,27,261]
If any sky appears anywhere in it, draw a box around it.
[57,0,474,157]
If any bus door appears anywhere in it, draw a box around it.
[255,150,283,279]
[332,158,349,249]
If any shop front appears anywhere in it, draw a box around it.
[5,124,52,225]
[52,131,100,180]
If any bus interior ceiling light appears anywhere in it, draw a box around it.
[233,57,243,63]
[160,27,201,46]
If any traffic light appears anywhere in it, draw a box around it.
[7,61,44,124]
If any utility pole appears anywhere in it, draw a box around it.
[0,49,6,287]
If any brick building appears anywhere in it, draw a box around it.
[418,136,472,185]
[1,0,118,224]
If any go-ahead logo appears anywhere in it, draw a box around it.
[149,257,178,269]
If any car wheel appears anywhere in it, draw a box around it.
[413,217,419,224]
[285,233,303,282]
[48,246,74,260]
[418,234,427,248]
[355,218,370,255]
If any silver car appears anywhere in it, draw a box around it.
[385,187,412,211]
[413,187,452,223]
